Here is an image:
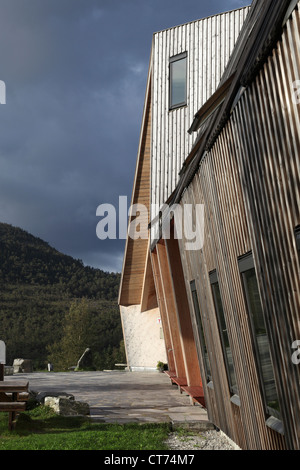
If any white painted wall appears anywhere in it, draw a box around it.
[120,305,167,371]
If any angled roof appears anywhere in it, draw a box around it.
[118,55,153,307]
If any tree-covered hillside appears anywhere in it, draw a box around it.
[0,223,124,369]
[0,223,119,299]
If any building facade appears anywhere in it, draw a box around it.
[119,0,300,450]
[119,5,249,372]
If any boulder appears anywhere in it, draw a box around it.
[35,391,75,404]
[44,396,90,417]
[13,358,33,373]
[25,391,75,410]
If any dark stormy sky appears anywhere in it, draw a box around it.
[0,0,250,273]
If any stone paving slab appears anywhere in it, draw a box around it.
[4,370,213,429]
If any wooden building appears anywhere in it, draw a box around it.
[119,6,249,371]
[119,0,300,450]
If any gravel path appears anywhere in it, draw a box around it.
[165,430,239,450]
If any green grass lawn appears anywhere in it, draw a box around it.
[0,406,172,451]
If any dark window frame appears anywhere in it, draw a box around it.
[169,52,188,110]
[295,225,300,252]
[209,270,238,396]
[238,253,281,421]
[190,280,212,383]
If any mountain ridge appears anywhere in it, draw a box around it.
[0,222,123,369]
[0,222,120,300]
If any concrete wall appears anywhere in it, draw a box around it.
[120,305,167,371]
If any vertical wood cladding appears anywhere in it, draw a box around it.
[151,7,250,237]
[177,7,300,450]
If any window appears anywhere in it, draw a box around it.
[169,52,187,109]
[239,254,281,420]
[295,226,300,253]
[210,271,238,395]
[190,280,212,382]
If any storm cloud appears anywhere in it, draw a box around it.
[0,0,250,272]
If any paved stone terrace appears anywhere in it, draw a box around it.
[6,370,213,429]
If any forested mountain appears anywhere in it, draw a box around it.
[0,223,124,369]
[0,223,119,299]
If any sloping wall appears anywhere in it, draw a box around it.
[176,4,300,449]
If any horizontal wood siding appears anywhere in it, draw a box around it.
[177,6,299,449]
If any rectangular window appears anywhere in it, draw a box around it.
[169,52,187,109]
[295,226,300,253]
[239,254,281,420]
[210,271,238,395]
[190,280,212,382]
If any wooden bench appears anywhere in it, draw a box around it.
[164,371,175,378]
[164,371,175,384]
[170,376,188,392]
[164,372,206,407]
[180,386,206,407]
[0,402,27,430]
[0,380,29,430]
[164,372,188,391]
[17,392,29,402]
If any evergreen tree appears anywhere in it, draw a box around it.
[48,299,94,370]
